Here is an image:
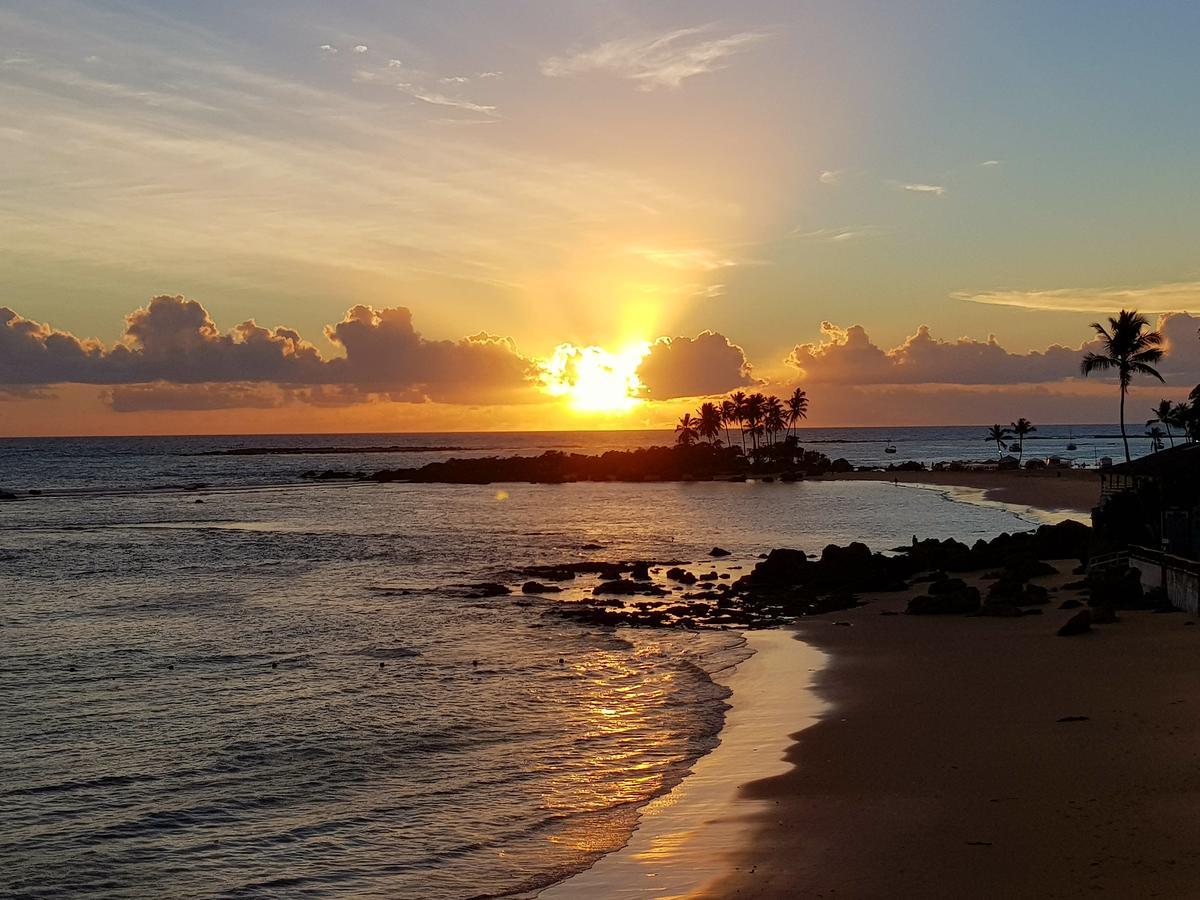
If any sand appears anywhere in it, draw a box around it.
[822,467,1101,517]
[706,561,1200,899]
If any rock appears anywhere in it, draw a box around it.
[469,582,510,597]
[1091,605,1119,624]
[594,579,667,596]
[665,567,697,585]
[708,546,732,557]
[580,543,604,550]
[630,561,652,581]
[1022,583,1050,605]
[1058,598,1084,610]
[1086,567,1146,609]
[1057,609,1092,636]
[0,490,17,501]
[907,586,981,615]
[830,457,854,473]
[928,577,969,595]
[749,549,809,586]
[522,581,562,594]
[977,602,1024,618]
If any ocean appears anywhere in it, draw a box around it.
[0,427,1105,897]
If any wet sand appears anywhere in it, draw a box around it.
[707,563,1200,899]
[540,630,826,899]
[822,467,1100,516]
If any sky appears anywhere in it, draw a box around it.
[2,0,1200,435]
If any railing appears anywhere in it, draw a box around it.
[1087,550,1130,573]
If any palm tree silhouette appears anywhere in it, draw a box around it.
[786,388,809,441]
[743,393,766,451]
[1146,425,1166,453]
[1080,310,1165,462]
[720,399,737,451]
[675,413,700,447]
[986,423,1011,459]
[696,402,723,446]
[729,391,749,453]
[1148,399,1176,448]
[1010,418,1035,462]
[764,395,785,447]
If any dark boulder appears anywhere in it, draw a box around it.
[709,546,732,557]
[1057,609,1093,636]
[522,581,562,594]
[907,586,981,615]
[1085,567,1146,609]
[929,577,969,595]
[749,549,809,586]
[594,579,667,596]
[666,567,697,585]
[1059,598,1083,610]
[630,561,652,581]
[469,582,511,597]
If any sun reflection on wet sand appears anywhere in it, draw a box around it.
[538,629,827,898]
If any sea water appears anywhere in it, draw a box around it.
[1,432,1058,897]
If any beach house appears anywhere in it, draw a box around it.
[1095,444,1200,611]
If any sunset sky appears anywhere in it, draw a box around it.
[3,0,1199,435]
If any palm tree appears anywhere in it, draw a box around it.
[720,399,737,451]
[729,390,749,453]
[675,412,699,447]
[764,395,786,447]
[786,388,809,440]
[1173,398,1198,443]
[1010,418,1035,462]
[1080,310,1165,463]
[1146,425,1166,453]
[986,423,1011,459]
[696,402,723,446]
[743,393,765,450]
[1148,399,1176,448]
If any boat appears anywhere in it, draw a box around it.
[1066,426,1077,451]
[884,439,897,454]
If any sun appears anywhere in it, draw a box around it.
[538,342,650,413]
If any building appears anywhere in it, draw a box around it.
[1095,444,1200,611]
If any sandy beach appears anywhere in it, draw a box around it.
[822,467,1101,517]
[708,555,1200,898]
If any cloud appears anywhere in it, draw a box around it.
[353,45,368,54]
[787,316,1200,387]
[899,182,946,196]
[319,44,337,54]
[793,226,882,243]
[395,82,497,115]
[541,24,767,91]
[632,246,740,270]
[1,295,536,404]
[980,159,1002,167]
[638,331,757,400]
[955,281,1200,314]
[818,169,841,185]
[105,382,282,412]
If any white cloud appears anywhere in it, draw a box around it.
[818,169,841,185]
[353,45,368,54]
[980,159,1002,167]
[319,44,337,54]
[954,281,1200,314]
[541,24,767,91]
[793,225,881,243]
[387,58,403,68]
[396,82,496,115]
[900,182,946,196]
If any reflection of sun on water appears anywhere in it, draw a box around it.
[538,342,650,413]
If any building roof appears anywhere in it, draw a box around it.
[1107,442,1200,478]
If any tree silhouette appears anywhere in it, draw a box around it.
[1080,310,1165,462]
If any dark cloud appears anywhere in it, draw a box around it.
[638,331,757,400]
[105,382,283,413]
[788,315,1200,386]
[2,295,535,404]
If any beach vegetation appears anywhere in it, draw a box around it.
[1080,310,1165,462]
[986,423,1011,458]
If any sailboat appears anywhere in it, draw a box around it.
[1066,426,1077,451]
[884,438,897,454]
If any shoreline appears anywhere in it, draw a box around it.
[820,468,1098,517]
[538,629,826,899]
